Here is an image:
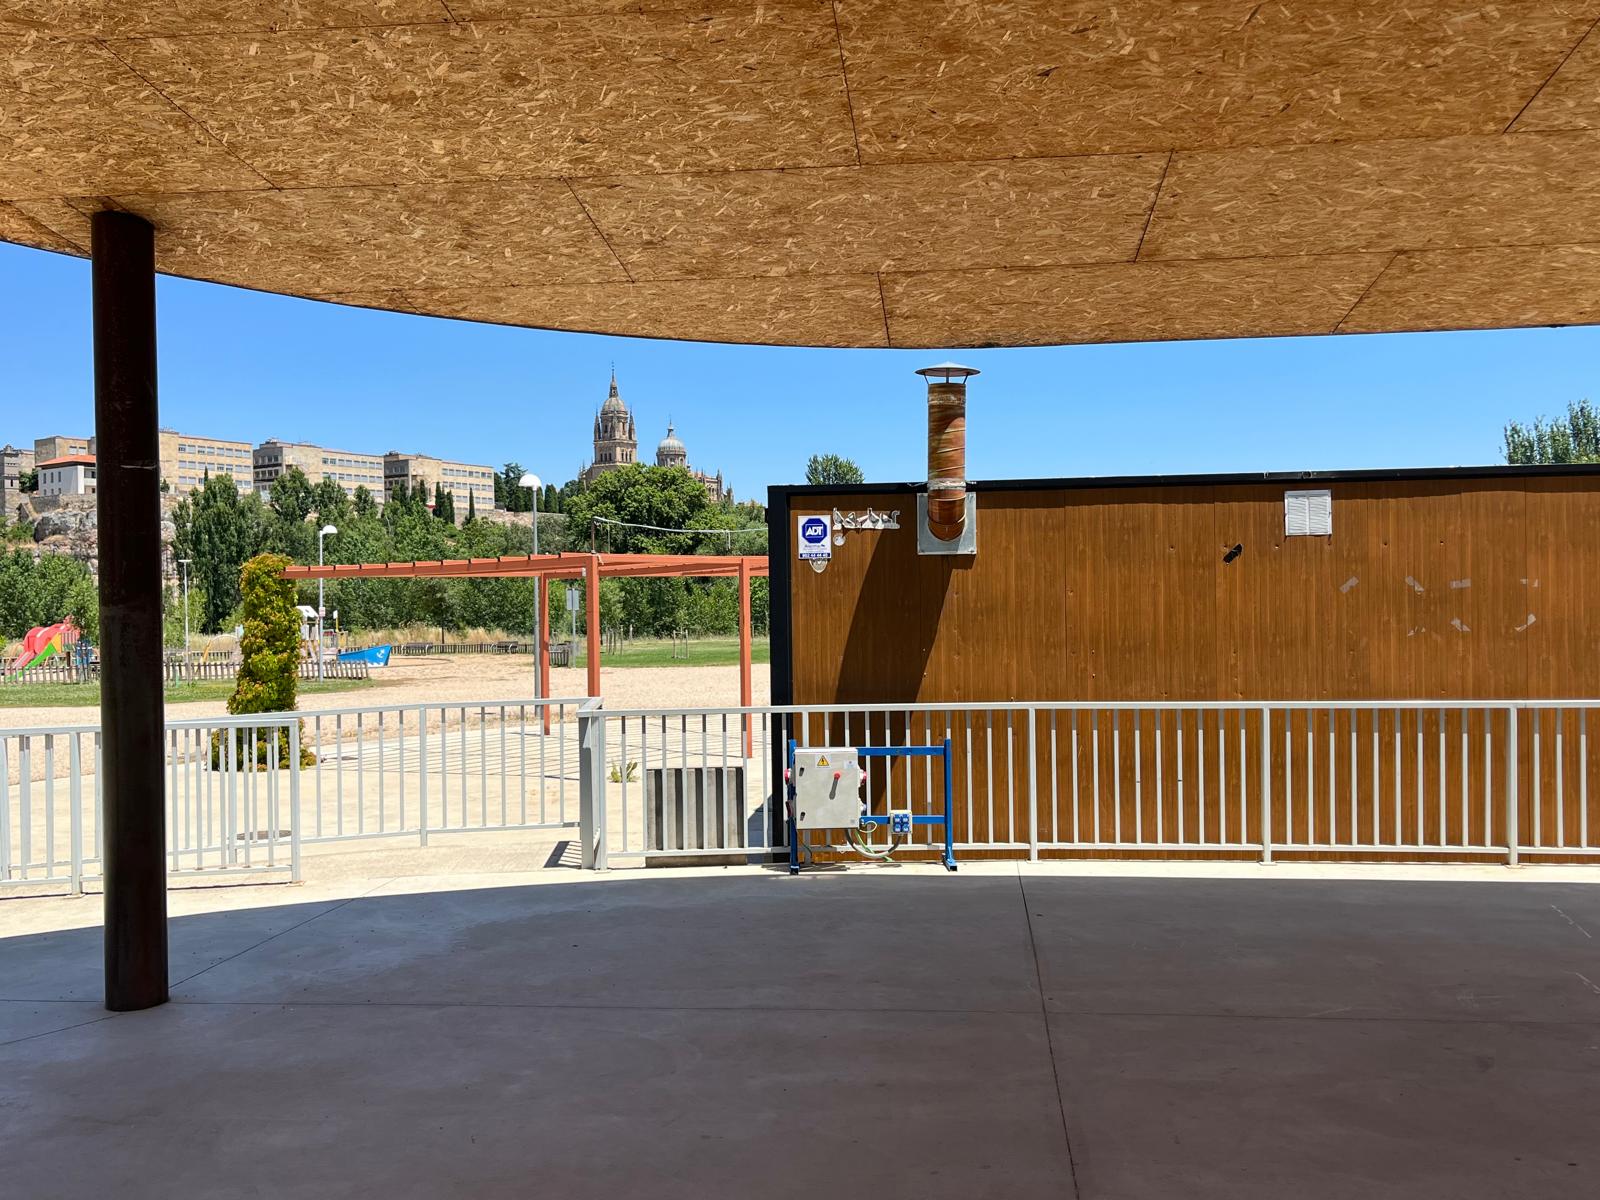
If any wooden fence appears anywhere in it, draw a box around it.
[2,659,371,687]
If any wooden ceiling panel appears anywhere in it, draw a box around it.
[1143,131,1600,261]
[0,38,267,198]
[9,198,91,248]
[0,201,82,255]
[447,2,761,18]
[1514,26,1600,132]
[0,3,448,38]
[393,274,888,345]
[112,8,857,188]
[882,255,1386,348]
[6,4,1600,347]
[573,155,1165,280]
[837,0,1598,162]
[1342,244,1600,334]
[84,182,625,293]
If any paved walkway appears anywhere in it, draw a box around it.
[4,863,1600,1198]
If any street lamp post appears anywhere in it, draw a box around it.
[518,473,543,702]
[316,524,337,682]
[177,557,192,680]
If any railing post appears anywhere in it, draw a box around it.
[418,704,430,847]
[1259,706,1273,863]
[578,700,608,870]
[1026,708,1039,861]
[1506,706,1519,866]
[69,734,84,895]
[288,719,303,884]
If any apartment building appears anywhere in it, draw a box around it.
[254,439,387,498]
[160,429,254,493]
[384,451,497,511]
[34,434,93,463]
[37,454,96,496]
[2,443,35,512]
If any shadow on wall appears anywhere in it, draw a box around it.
[837,523,973,705]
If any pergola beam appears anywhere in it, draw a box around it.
[283,553,768,708]
[284,553,768,582]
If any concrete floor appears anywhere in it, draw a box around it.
[4,864,1600,1198]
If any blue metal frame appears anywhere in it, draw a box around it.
[788,737,957,874]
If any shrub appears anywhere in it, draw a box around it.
[213,553,315,769]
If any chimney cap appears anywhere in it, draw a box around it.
[916,362,980,382]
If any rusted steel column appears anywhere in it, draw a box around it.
[585,554,601,699]
[739,556,753,757]
[93,209,168,1012]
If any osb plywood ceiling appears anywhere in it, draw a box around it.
[5,1,1600,348]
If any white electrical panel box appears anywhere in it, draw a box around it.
[791,747,863,829]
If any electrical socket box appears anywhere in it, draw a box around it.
[889,810,913,836]
[792,747,863,829]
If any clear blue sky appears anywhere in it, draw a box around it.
[2,240,1592,499]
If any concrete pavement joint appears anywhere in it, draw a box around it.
[1019,871,1083,1200]
[167,877,398,990]
[1550,904,1594,939]
[0,1010,121,1051]
[1043,1007,1600,1028]
[166,998,1045,1016]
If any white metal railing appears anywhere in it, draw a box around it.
[7,698,1599,889]
[1,698,588,894]
[298,698,587,847]
[3,713,304,893]
[581,700,1600,870]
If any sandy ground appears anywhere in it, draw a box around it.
[0,654,771,731]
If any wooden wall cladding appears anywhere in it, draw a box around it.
[788,477,1600,705]
[785,473,1600,863]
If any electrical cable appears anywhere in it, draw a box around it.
[845,823,906,860]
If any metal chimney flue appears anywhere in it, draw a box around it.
[916,363,979,553]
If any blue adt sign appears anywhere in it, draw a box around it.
[797,514,832,561]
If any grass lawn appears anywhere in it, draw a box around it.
[0,677,376,709]
[573,636,771,669]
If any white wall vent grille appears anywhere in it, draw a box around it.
[1284,489,1332,537]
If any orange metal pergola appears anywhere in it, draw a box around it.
[284,553,769,744]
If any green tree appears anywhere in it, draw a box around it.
[0,550,98,640]
[563,464,713,554]
[269,466,316,524]
[542,483,560,514]
[218,553,314,767]
[18,468,37,493]
[805,453,865,486]
[1504,399,1600,464]
[352,484,378,520]
[499,462,530,512]
[311,477,350,527]
[172,474,264,633]
[465,490,477,523]
[433,482,456,525]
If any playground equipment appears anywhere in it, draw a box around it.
[786,739,957,874]
[338,644,392,666]
[3,619,81,679]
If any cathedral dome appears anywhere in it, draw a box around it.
[656,422,687,466]
[600,371,626,415]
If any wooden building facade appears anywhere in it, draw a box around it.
[767,467,1600,863]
